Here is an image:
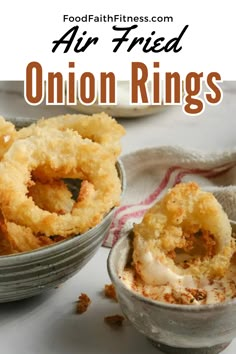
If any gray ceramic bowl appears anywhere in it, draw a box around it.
[0,160,125,303]
[108,226,236,354]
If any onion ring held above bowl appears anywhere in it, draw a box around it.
[133,182,235,284]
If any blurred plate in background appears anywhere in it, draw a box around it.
[67,81,166,118]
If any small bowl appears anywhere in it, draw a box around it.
[0,160,125,303]
[108,229,236,354]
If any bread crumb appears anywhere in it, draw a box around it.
[76,293,91,314]
[104,314,125,326]
[187,288,207,301]
[104,283,117,301]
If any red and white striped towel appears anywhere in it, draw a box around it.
[103,146,236,248]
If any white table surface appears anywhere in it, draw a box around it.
[0,81,236,354]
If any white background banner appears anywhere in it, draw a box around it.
[0,0,234,80]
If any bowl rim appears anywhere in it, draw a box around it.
[107,233,236,312]
[0,159,126,262]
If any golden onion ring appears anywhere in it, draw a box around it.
[0,127,121,237]
[0,116,76,215]
[133,182,235,284]
[17,112,125,159]
[0,213,54,254]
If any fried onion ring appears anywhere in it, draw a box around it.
[17,112,125,158]
[0,215,13,255]
[133,182,235,285]
[0,117,76,216]
[3,222,54,253]
[0,213,54,254]
[0,117,78,214]
[0,127,121,236]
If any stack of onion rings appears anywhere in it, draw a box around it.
[0,113,124,254]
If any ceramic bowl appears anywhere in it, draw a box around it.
[0,160,125,303]
[108,228,236,354]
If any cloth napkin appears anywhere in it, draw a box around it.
[103,146,236,248]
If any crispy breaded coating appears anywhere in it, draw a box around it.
[0,213,14,255]
[0,128,121,236]
[76,293,91,314]
[104,314,125,326]
[133,182,235,283]
[0,114,124,255]
[17,112,125,159]
[0,213,54,254]
[104,283,117,301]
[29,180,74,214]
